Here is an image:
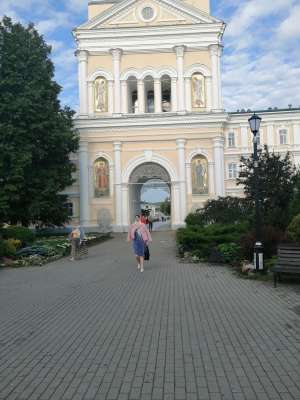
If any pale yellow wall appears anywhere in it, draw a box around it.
[88,4,113,20]
[185,50,211,69]
[183,0,210,14]
[88,55,113,77]
[121,53,177,71]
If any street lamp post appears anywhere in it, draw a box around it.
[248,113,264,271]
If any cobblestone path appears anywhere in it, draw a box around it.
[0,232,300,400]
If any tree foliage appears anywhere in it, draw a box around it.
[185,196,252,226]
[0,17,79,226]
[237,145,298,229]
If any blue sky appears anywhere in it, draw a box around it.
[1,0,300,112]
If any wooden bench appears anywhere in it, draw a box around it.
[273,244,300,287]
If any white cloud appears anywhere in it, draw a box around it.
[277,5,300,39]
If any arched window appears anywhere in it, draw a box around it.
[161,75,171,112]
[191,155,208,195]
[191,73,205,109]
[94,77,108,113]
[144,75,154,113]
[127,76,138,113]
[94,157,110,197]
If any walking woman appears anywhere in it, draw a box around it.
[128,215,152,272]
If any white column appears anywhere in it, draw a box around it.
[137,80,145,113]
[121,80,128,114]
[240,125,249,154]
[293,123,300,146]
[88,81,94,117]
[172,182,181,227]
[79,142,90,226]
[267,123,274,148]
[114,142,122,230]
[209,45,222,111]
[186,162,192,195]
[171,77,178,112]
[208,161,215,196]
[213,137,225,197]
[111,48,122,114]
[217,46,223,110]
[174,46,185,112]
[205,76,212,111]
[121,184,129,229]
[176,139,187,224]
[108,80,114,114]
[76,50,88,116]
[154,78,162,113]
[185,77,192,112]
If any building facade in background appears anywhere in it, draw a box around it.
[68,0,300,231]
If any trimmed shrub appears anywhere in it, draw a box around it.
[185,196,253,227]
[218,242,242,265]
[177,222,249,260]
[0,226,35,243]
[287,214,300,243]
[0,240,17,258]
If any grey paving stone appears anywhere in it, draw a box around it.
[0,232,299,400]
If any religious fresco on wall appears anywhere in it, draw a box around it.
[94,77,108,112]
[192,73,205,108]
[94,158,109,197]
[192,155,208,195]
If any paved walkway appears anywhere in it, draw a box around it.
[0,232,300,400]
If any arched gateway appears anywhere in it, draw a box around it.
[129,162,171,226]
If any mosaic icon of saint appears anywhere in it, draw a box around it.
[192,74,205,108]
[95,78,107,112]
[192,156,208,194]
[94,158,109,197]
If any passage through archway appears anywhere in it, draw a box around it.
[129,162,171,230]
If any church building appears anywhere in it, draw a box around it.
[68,0,300,231]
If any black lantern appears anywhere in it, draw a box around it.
[248,113,262,135]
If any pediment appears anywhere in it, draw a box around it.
[78,0,220,30]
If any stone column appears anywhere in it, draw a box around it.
[176,139,187,224]
[171,77,178,112]
[174,46,185,112]
[114,142,122,230]
[76,50,88,116]
[213,137,225,197]
[88,81,94,117]
[293,123,300,146]
[208,161,215,196]
[111,48,122,114]
[108,81,114,114]
[121,184,129,229]
[154,78,162,113]
[121,80,128,114]
[209,45,222,111]
[240,125,249,154]
[205,76,212,111]
[185,77,192,112]
[137,80,145,113]
[186,162,192,195]
[79,142,90,226]
[172,182,181,227]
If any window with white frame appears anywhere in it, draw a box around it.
[279,129,288,145]
[228,132,235,147]
[228,163,238,179]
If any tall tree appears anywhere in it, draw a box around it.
[0,17,78,226]
[237,145,298,229]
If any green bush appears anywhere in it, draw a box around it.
[185,196,253,227]
[218,243,242,264]
[0,226,35,243]
[0,240,17,258]
[177,222,249,260]
[287,214,300,242]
